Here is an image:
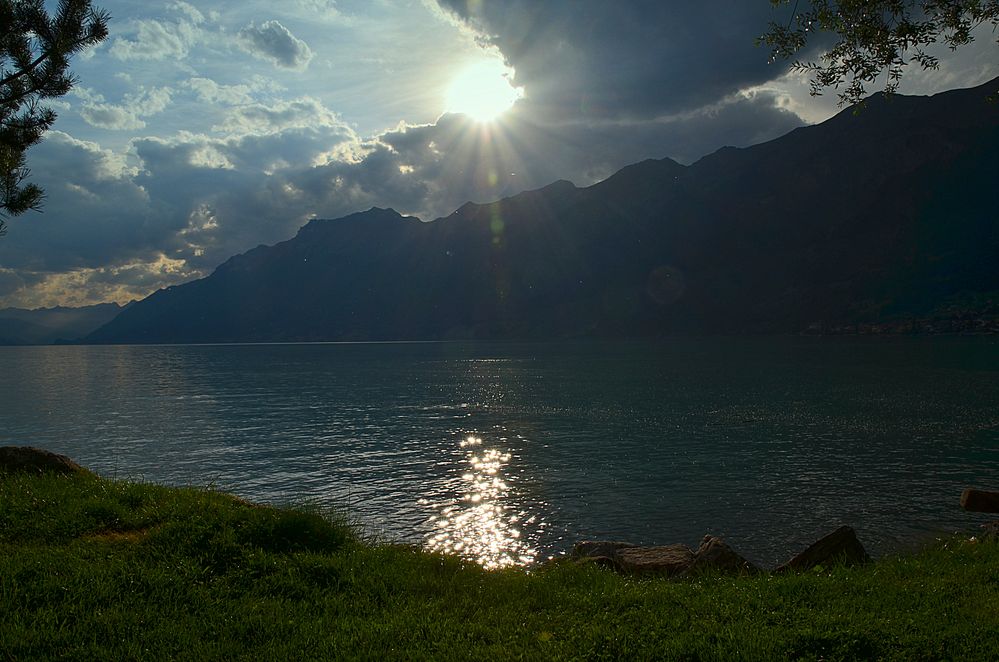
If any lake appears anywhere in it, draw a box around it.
[2,338,997,568]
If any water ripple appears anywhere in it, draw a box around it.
[1,338,997,567]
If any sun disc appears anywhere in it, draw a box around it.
[446,60,522,122]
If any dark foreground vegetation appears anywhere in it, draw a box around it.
[2,471,998,660]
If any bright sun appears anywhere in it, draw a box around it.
[446,60,523,122]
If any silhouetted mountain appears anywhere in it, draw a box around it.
[87,79,999,343]
[0,303,124,345]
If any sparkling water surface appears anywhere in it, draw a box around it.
[2,338,997,567]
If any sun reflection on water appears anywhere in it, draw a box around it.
[424,434,538,569]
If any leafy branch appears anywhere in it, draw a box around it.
[759,0,999,105]
[0,0,109,227]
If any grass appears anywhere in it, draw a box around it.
[1,472,998,660]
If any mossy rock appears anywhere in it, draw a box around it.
[0,446,92,476]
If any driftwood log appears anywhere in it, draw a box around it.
[960,489,999,513]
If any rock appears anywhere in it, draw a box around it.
[961,488,999,514]
[571,540,639,560]
[980,521,999,541]
[684,535,759,576]
[571,541,640,572]
[616,544,695,576]
[0,446,91,476]
[776,525,869,573]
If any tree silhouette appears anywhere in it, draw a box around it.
[1,0,109,236]
[760,0,999,105]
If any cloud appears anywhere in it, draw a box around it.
[132,87,174,115]
[108,18,199,61]
[238,21,314,70]
[3,93,432,295]
[79,104,145,130]
[169,1,206,25]
[1,95,362,286]
[0,132,170,273]
[432,1,788,121]
[185,78,254,106]
[368,90,804,213]
[215,97,346,134]
[295,0,344,21]
[435,0,999,127]
[0,257,198,309]
[76,86,174,131]
[1,73,809,309]
[4,0,993,312]
[71,86,105,104]
[0,268,26,299]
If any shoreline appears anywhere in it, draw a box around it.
[3,452,999,658]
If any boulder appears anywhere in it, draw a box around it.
[0,446,90,476]
[684,535,759,576]
[570,541,640,571]
[776,525,869,573]
[961,489,999,514]
[616,544,695,576]
[571,540,639,560]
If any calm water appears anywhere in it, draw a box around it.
[2,338,998,567]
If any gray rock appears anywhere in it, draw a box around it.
[616,544,695,576]
[685,535,759,576]
[0,446,91,476]
[776,525,869,573]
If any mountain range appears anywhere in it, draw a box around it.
[85,78,999,343]
[0,303,124,345]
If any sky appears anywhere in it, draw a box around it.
[0,0,996,308]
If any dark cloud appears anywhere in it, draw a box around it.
[7,1,992,309]
[0,81,805,307]
[434,1,787,120]
[0,133,176,272]
[238,20,313,70]
[1,2,814,308]
[0,269,26,298]
[373,89,803,211]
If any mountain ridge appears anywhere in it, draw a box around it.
[0,303,124,345]
[86,77,999,343]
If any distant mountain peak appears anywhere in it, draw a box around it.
[298,207,412,236]
[0,302,124,345]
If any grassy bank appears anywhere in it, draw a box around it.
[1,472,997,660]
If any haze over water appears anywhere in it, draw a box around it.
[2,338,997,567]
